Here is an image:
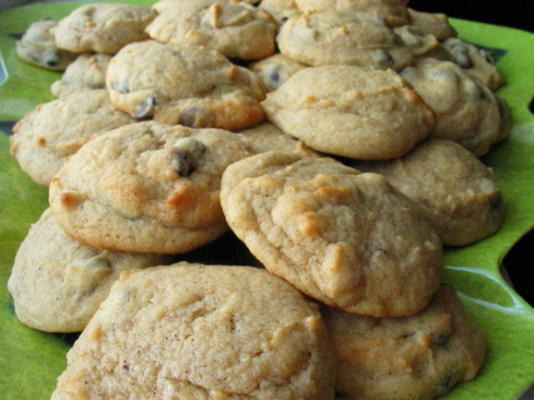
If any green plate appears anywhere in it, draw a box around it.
[1,2,533,399]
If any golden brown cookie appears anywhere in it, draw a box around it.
[106,41,266,129]
[324,285,487,400]
[7,208,168,333]
[51,263,336,400]
[353,139,504,246]
[261,65,435,159]
[221,152,442,317]
[49,121,251,254]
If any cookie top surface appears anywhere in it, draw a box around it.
[261,65,435,159]
[15,18,76,70]
[250,53,307,91]
[258,0,301,24]
[295,0,409,26]
[7,208,167,333]
[51,53,111,97]
[324,285,487,400]
[393,24,439,57]
[353,139,504,246]
[106,40,266,129]
[277,10,414,70]
[51,263,335,400]
[407,8,457,41]
[9,89,135,186]
[146,0,277,60]
[52,3,155,54]
[400,58,509,156]
[49,121,251,254]
[221,152,442,317]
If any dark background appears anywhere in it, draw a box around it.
[409,1,533,32]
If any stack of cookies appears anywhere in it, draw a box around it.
[8,0,508,399]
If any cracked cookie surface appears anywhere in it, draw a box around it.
[49,121,251,254]
[51,263,335,400]
[221,152,442,317]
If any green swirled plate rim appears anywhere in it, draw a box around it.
[1,2,533,399]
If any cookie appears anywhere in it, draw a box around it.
[52,3,155,54]
[236,122,318,156]
[440,38,506,90]
[400,58,509,156]
[49,121,251,254]
[15,18,76,71]
[221,152,442,317]
[7,208,168,333]
[258,0,300,24]
[106,41,266,129]
[261,65,435,159]
[51,263,335,400]
[51,53,111,97]
[324,285,487,400]
[295,0,409,27]
[250,53,307,91]
[146,0,276,60]
[407,8,457,41]
[277,10,414,70]
[393,25,439,56]
[9,89,135,187]
[353,139,504,246]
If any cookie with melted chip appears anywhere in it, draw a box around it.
[146,0,276,60]
[106,41,266,129]
[52,3,155,54]
[7,208,167,333]
[10,90,135,186]
[324,285,486,400]
[49,121,251,254]
[353,139,504,246]
[261,65,435,159]
[51,263,335,400]
[250,53,307,91]
[221,152,442,317]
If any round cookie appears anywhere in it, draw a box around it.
[146,0,277,60]
[237,122,318,156]
[106,41,266,129]
[7,208,168,333]
[261,65,435,160]
[49,121,251,254]
[9,89,136,187]
[250,53,307,91]
[352,139,504,246]
[400,58,509,156]
[258,0,301,24]
[295,0,410,27]
[52,3,155,54]
[51,263,336,400]
[277,10,414,70]
[407,8,457,41]
[51,53,111,97]
[221,152,442,317]
[15,18,76,71]
[323,285,487,400]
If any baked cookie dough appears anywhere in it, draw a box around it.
[221,152,442,317]
[393,25,439,57]
[250,53,307,91]
[324,285,487,400]
[51,53,111,97]
[106,41,266,129]
[7,208,167,333]
[277,10,413,70]
[15,18,76,70]
[49,121,251,254]
[258,0,300,24]
[53,3,155,54]
[9,89,135,186]
[146,0,276,60]
[261,65,435,159]
[408,8,457,41]
[51,263,335,400]
[353,139,504,246]
[400,58,509,156]
[295,0,410,27]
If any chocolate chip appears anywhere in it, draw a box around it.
[132,95,157,119]
[432,332,450,345]
[436,374,456,395]
[374,50,395,68]
[269,68,280,85]
[178,106,215,128]
[172,138,206,177]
